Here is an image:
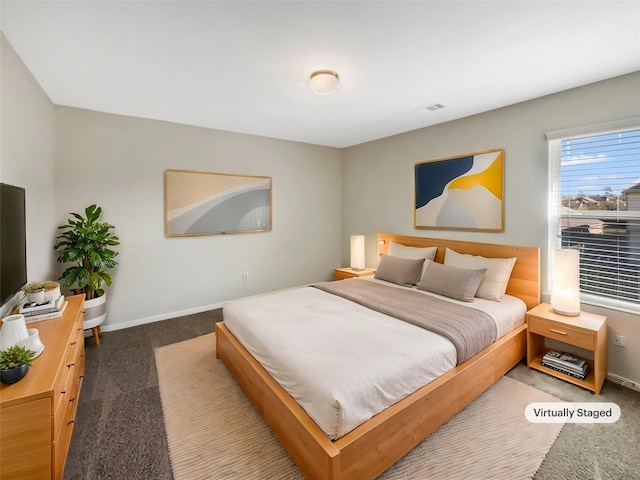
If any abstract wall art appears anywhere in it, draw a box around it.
[414,149,504,231]
[165,169,272,236]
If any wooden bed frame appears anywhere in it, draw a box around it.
[215,233,540,479]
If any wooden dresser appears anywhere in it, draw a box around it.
[0,295,85,480]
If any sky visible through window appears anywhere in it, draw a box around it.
[561,129,640,202]
[555,128,640,308]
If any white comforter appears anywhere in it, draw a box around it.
[222,278,525,440]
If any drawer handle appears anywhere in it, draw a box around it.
[69,397,76,402]
[67,363,75,368]
[549,328,568,335]
[61,390,67,394]
[67,420,75,426]
[71,341,77,345]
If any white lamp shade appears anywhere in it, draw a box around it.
[551,248,580,316]
[309,70,339,95]
[350,235,365,270]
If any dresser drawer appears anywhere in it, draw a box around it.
[53,348,82,478]
[528,316,595,350]
[54,323,82,430]
[54,360,76,438]
[53,413,76,480]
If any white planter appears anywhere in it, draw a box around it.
[83,294,107,330]
[26,290,45,303]
[44,286,61,302]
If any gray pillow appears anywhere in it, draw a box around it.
[374,254,425,286]
[417,261,487,302]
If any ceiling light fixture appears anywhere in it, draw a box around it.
[309,70,339,95]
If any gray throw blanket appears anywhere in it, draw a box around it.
[312,279,497,364]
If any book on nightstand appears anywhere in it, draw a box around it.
[542,350,588,380]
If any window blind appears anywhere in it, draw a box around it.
[549,123,640,312]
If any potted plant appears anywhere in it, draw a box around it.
[22,282,45,303]
[54,205,119,343]
[22,281,61,302]
[0,344,35,385]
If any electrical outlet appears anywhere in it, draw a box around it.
[614,335,626,347]
[242,272,249,282]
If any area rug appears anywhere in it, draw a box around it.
[155,333,564,480]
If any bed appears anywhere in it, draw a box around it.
[215,233,540,479]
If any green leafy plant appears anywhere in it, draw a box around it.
[22,283,45,294]
[0,345,35,370]
[54,205,120,300]
[22,281,59,294]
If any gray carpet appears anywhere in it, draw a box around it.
[64,309,640,479]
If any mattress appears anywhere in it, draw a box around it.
[222,277,526,440]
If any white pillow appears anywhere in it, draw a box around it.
[388,241,437,280]
[444,248,516,301]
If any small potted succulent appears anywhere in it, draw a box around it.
[22,281,61,303]
[22,283,46,303]
[0,344,35,385]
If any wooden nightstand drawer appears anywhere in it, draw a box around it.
[528,316,595,350]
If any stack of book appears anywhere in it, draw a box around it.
[19,295,68,324]
[542,350,588,380]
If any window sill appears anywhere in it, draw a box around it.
[580,293,640,317]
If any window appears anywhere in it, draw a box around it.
[548,118,640,314]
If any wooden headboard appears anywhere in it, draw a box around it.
[377,233,540,310]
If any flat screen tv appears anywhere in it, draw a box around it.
[1,183,27,306]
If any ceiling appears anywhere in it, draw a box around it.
[1,1,639,148]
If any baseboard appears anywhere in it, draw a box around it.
[607,372,640,393]
[87,284,308,335]
[94,301,229,334]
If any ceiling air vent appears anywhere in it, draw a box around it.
[422,102,446,112]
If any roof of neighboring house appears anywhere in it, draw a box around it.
[559,207,603,230]
[575,195,606,204]
[622,182,640,194]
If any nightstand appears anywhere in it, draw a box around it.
[334,267,376,281]
[526,303,607,394]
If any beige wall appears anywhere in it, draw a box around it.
[54,107,343,329]
[0,34,57,317]
[341,71,640,384]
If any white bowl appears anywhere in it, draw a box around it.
[19,328,45,357]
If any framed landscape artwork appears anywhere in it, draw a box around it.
[414,148,504,231]
[164,169,272,237]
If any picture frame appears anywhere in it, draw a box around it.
[414,148,504,231]
[164,169,272,237]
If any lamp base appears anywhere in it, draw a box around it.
[552,307,580,317]
[350,267,365,271]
